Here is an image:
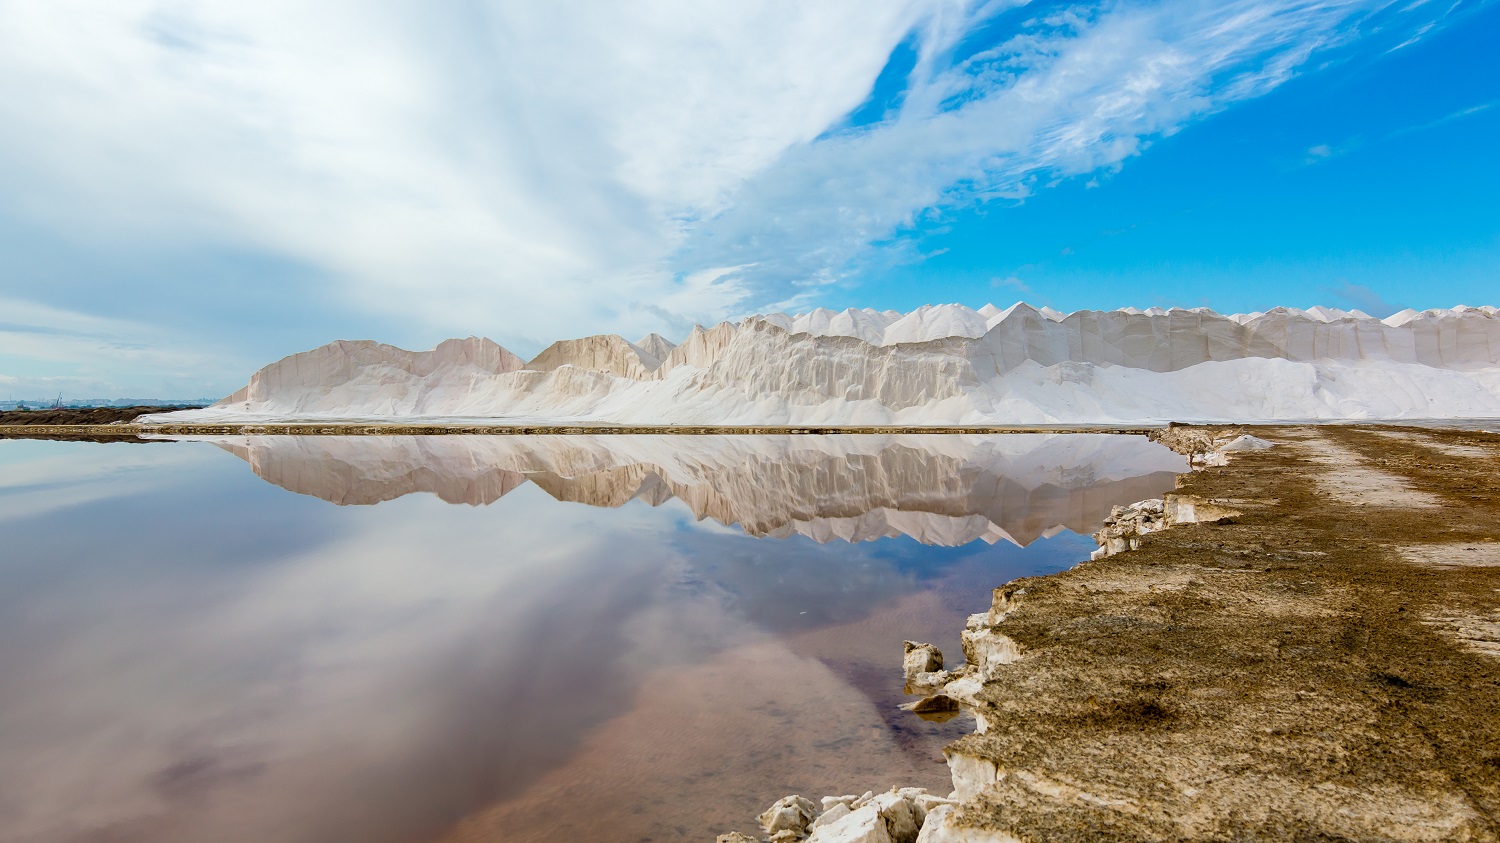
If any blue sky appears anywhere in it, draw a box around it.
[0,0,1496,398]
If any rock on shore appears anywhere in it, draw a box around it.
[721,786,958,843]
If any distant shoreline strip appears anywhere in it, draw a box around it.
[0,423,1165,437]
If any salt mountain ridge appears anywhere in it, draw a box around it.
[152,303,1500,424]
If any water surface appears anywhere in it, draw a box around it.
[0,434,1185,843]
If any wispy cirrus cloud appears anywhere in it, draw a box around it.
[0,1,926,359]
[0,0,1473,395]
[675,0,1466,296]
[1303,97,1492,166]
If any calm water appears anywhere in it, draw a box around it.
[0,434,1185,843]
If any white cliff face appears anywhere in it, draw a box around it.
[177,433,1188,547]
[529,333,663,379]
[216,336,527,417]
[155,303,1500,424]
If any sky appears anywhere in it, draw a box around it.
[0,0,1496,399]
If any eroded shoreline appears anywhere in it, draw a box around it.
[718,423,1500,842]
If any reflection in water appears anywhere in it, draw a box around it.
[200,433,1186,546]
[0,435,1184,843]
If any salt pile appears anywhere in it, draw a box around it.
[142,304,1500,424]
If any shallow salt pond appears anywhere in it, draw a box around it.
[0,434,1185,843]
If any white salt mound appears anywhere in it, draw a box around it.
[141,303,1500,425]
[1221,435,1276,452]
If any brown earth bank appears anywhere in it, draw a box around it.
[0,408,204,442]
[0,407,202,426]
[914,424,1500,842]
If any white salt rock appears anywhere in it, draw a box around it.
[807,803,892,843]
[871,791,923,842]
[814,802,852,828]
[914,804,957,842]
[1221,434,1274,452]
[822,795,860,810]
[759,795,816,836]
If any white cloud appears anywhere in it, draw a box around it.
[675,0,1440,290]
[1328,280,1402,318]
[991,275,1031,294]
[0,0,927,353]
[0,297,240,398]
[0,0,1459,393]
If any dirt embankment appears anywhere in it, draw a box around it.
[0,406,201,426]
[0,407,202,442]
[935,424,1500,841]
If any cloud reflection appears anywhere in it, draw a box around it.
[0,434,1182,842]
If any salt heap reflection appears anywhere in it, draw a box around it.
[0,434,1190,843]
[201,433,1189,546]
